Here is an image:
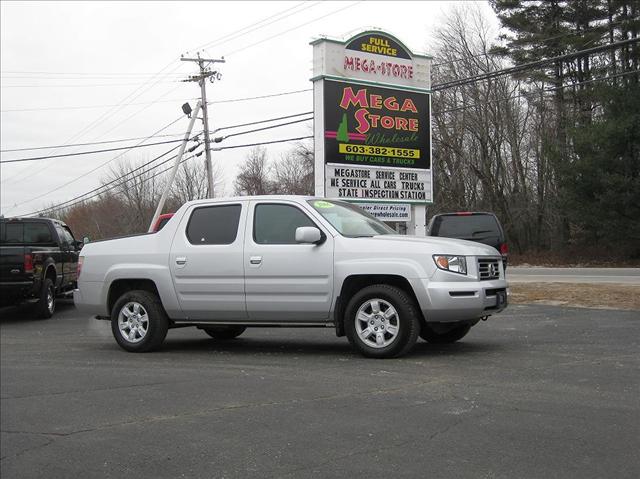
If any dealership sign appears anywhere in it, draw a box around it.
[358,203,411,221]
[312,31,432,205]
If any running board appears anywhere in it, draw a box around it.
[172,320,334,328]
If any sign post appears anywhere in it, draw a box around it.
[311,30,432,235]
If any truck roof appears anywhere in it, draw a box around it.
[0,216,68,227]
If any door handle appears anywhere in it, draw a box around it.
[175,257,187,265]
[249,256,262,265]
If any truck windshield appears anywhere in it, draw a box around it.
[308,200,395,237]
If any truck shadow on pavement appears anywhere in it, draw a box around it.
[0,299,75,324]
[154,336,503,358]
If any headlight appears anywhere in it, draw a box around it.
[433,255,467,275]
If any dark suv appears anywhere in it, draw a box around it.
[427,212,508,266]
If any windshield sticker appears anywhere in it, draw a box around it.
[314,200,335,209]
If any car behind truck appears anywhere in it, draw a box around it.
[75,196,508,358]
[0,217,81,318]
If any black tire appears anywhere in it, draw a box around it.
[110,290,169,352]
[344,284,420,359]
[419,322,472,344]
[35,278,56,319]
[201,325,246,340]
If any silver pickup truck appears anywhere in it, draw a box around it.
[74,196,508,358]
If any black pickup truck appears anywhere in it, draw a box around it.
[0,217,81,318]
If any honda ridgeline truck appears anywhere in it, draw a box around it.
[74,197,508,358]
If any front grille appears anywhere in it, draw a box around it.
[478,258,500,280]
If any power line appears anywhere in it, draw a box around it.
[1,81,180,88]
[26,148,203,217]
[212,135,313,151]
[208,88,312,104]
[0,138,189,164]
[3,116,186,212]
[25,145,186,215]
[1,88,310,113]
[0,70,187,76]
[0,133,186,153]
[434,69,640,115]
[224,2,362,57]
[218,117,313,141]
[193,1,320,52]
[24,142,201,216]
[432,37,639,91]
[431,19,625,68]
[212,111,313,133]
[25,134,311,216]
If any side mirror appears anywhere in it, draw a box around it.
[74,240,84,250]
[295,226,323,244]
[83,236,90,244]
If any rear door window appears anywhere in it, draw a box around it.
[432,215,500,239]
[186,204,242,245]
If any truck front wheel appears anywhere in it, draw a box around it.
[420,322,472,343]
[344,284,420,359]
[111,290,168,352]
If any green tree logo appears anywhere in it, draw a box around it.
[336,113,349,142]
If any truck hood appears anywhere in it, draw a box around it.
[357,234,500,257]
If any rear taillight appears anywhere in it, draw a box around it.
[499,243,508,255]
[456,212,472,216]
[24,253,34,274]
[77,256,84,279]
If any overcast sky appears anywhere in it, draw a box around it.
[0,0,497,217]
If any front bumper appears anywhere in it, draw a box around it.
[411,277,508,323]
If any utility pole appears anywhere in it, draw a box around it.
[181,52,225,198]
[148,101,202,232]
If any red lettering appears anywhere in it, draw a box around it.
[408,118,418,131]
[400,99,418,113]
[396,117,408,130]
[370,95,382,109]
[381,116,395,129]
[383,96,399,111]
[354,108,370,134]
[344,57,355,70]
[339,87,369,109]
[369,114,380,128]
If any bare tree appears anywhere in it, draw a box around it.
[167,156,225,209]
[234,147,273,195]
[430,5,542,253]
[272,141,314,195]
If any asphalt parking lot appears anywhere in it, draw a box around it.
[1,302,638,479]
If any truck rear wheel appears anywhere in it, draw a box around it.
[35,278,56,319]
[201,325,246,340]
[344,284,420,358]
[111,290,168,352]
[420,322,472,343]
